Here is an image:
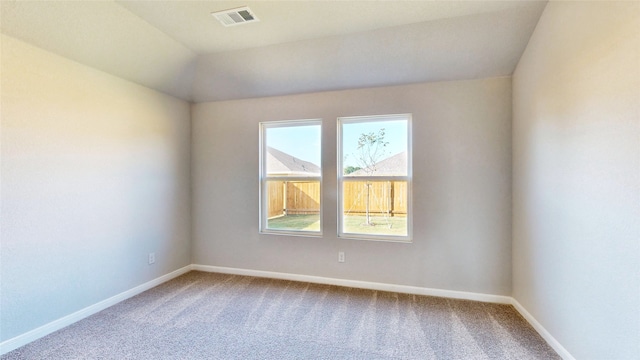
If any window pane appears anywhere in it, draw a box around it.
[266,125,321,177]
[342,180,407,236]
[342,120,407,177]
[266,180,320,232]
[261,120,321,236]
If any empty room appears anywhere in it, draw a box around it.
[1,1,638,359]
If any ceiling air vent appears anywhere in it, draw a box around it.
[212,6,259,27]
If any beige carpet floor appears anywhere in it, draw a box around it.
[3,271,560,359]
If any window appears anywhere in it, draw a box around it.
[260,120,322,236]
[338,114,412,242]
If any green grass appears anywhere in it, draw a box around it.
[268,214,407,236]
[342,215,407,236]
[268,214,320,231]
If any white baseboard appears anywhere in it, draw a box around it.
[511,298,576,360]
[191,264,513,304]
[2,264,575,360]
[0,265,192,355]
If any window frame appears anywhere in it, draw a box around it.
[337,114,412,242]
[259,119,323,237]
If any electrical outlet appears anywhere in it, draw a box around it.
[148,252,155,265]
[338,251,345,263]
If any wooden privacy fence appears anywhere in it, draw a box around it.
[268,180,407,218]
[342,181,407,217]
[268,181,321,218]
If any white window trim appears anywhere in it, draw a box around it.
[337,114,413,243]
[259,119,323,237]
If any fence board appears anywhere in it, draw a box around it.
[286,182,320,215]
[267,181,285,218]
[343,181,407,216]
[268,180,406,218]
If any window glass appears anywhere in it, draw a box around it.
[260,121,322,235]
[338,115,411,241]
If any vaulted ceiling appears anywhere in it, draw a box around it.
[0,1,547,102]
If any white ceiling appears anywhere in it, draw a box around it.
[0,0,548,102]
[116,1,543,54]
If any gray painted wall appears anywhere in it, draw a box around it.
[512,2,640,359]
[0,35,192,341]
[192,78,512,296]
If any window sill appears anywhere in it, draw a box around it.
[260,229,323,238]
[338,233,412,243]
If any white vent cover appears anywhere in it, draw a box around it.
[212,6,259,27]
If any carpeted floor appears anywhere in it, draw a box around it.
[3,271,560,359]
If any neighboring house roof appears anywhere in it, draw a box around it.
[348,151,407,176]
[267,147,320,176]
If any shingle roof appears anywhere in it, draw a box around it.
[348,151,407,176]
[266,147,320,176]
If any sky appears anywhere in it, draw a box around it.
[341,119,407,168]
[266,124,321,165]
[265,119,407,169]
